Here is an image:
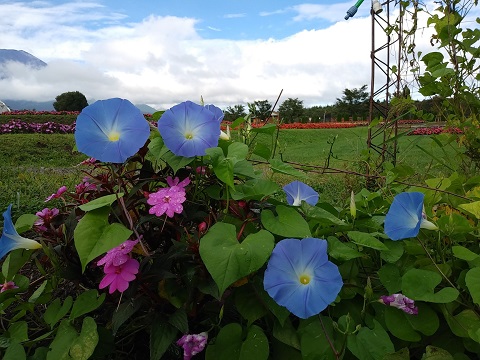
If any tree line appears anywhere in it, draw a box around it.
[53,87,442,123]
[224,85,443,123]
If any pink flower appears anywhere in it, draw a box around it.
[380,293,418,315]
[97,239,139,268]
[198,222,207,233]
[166,176,190,189]
[99,258,140,294]
[176,332,208,360]
[79,157,97,165]
[1,281,18,292]
[195,166,206,175]
[45,185,67,202]
[75,181,97,195]
[148,187,187,218]
[34,208,59,232]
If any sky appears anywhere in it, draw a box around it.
[0,0,477,110]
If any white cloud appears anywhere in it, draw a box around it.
[224,13,246,19]
[292,2,369,22]
[1,1,468,110]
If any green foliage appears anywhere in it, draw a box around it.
[53,91,88,112]
[224,104,247,122]
[279,98,305,123]
[414,0,480,167]
[248,100,272,121]
[334,85,369,120]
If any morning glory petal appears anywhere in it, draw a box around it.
[158,101,221,157]
[0,205,42,259]
[264,238,343,319]
[283,181,319,206]
[205,104,224,123]
[384,192,424,240]
[75,98,150,163]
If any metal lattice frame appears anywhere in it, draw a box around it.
[367,0,404,170]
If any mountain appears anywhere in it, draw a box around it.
[0,49,47,69]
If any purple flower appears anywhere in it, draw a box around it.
[97,239,139,268]
[283,180,319,206]
[147,185,187,218]
[75,98,150,163]
[1,205,42,259]
[99,258,140,294]
[0,281,18,293]
[384,192,437,240]
[166,176,191,190]
[264,238,343,319]
[45,185,67,202]
[157,101,220,157]
[380,293,418,315]
[176,332,208,360]
[34,208,60,232]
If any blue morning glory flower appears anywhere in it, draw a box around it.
[75,98,151,163]
[384,192,438,241]
[1,205,42,259]
[157,101,221,158]
[283,181,319,206]
[205,104,224,123]
[263,238,343,319]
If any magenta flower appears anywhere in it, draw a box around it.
[45,185,67,202]
[34,208,60,232]
[99,258,140,294]
[79,157,97,166]
[148,186,187,218]
[0,281,18,293]
[97,239,139,268]
[75,180,97,195]
[166,176,191,189]
[176,332,208,360]
[380,293,418,315]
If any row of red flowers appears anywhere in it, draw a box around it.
[407,126,463,135]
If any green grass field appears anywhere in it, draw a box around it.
[0,128,462,216]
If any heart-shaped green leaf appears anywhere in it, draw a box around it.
[79,193,124,212]
[465,267,480,305]
[199,223,274,295]
[74,207,133,272]
[402,268,459,303]
[261,206,311,238]
[347,231,389,251]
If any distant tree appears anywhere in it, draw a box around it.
[278,98,304,123]
[334,85,369,120]
[304,105,335,122]
[53,91,88,112]
[248,100,272,122]
[224,104,247,122]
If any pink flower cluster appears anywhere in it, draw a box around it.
[98,239,140,294]
[408,126,463,136]
[148,176,190,218]
[0,120,76,134]
[2,110,80,116]
[176,332,208,360]
[380,293,418,315]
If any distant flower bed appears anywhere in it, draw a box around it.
[408,126,463,135]
[279,122,363,129]
[2,110,80,116]
[0,119,76,134]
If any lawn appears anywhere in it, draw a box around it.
[0,127,461,216]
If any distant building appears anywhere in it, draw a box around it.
[0,100,10,113]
